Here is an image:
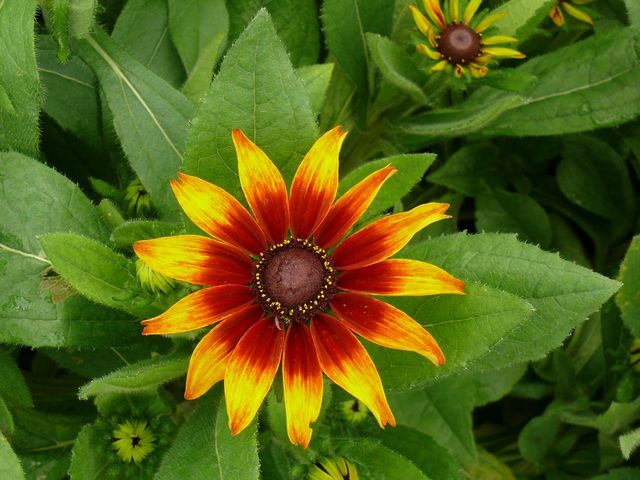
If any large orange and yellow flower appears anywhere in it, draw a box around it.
[410,0,525,78]
[134,127,465,448]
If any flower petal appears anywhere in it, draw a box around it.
[421,0,446,29]
[454,64,465,78]
[482,47,526,59]
[184,305,262,400]
[331,293,445,365]
[449,0,460,22]
[283,322,323,448]
[225,318,284,435]
[141,285,255,335]
[417,43,442,60]
[232,130,289,243]
[430,59,449,73]
[310,314,395,428]
[331,203,450,270]
[549,5,565,27]
[171,173,266,255]
[338,259,465,296]
[134,235,253,286]
[481,35,518,45]
[476,12,509,33]
[463,0,483,25]
[563,2,593,25]
[408,5,433,36]
[469,62,489,78]
[289,127,347,239]
[314,165,397,249]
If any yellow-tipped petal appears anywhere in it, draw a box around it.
[549,5,565,27]
[482,46,526,59]
[408,5,433,36]
[469,62,489,78]
[454,64,465,78]
[475,12,508,33]
[417,43,442,60]
[463,0,483,25]
[421,0,447,29]
[481,35,518,46]
[474,54,492,64]
[449,0,460,22]
[563,2,593,25]
[429,59,449,72]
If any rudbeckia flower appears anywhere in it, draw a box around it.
[134,127,465,447]
[549,0,594,27]
[409,0,525,78]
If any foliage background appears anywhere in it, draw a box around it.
[1,0,640,478]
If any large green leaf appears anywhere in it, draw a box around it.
[340,439,430,480]
[371,233,619,388]
[182,10,318,199]
[625,0,640,29]
[0,352,32,408]
[79,28,195,221]
[156,387,259,480]
[557,136,636,220]
[167,0,228,100]
[112,0,185,87]
[78,351,189,399]
[484,29,640,136]
[0,0,41,157]
[322,0,394,121]
[0,432,25,480]
[37,35,102,148]
[297,64,335,116]
[67,424,110,480]
[227,0,320,67]
[476,189,552,248]
[617,235,640,337]
[39,233,162,318]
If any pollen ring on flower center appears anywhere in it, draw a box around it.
[252,238,337,324]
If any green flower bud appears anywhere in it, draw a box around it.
[340,399,370,424]
[124,178,154,217]
[136,259,176,294]
[308,457,359,480]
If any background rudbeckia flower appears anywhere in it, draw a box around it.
[409,0,526,78]
[134,127,465,448]
[549,0,594,27]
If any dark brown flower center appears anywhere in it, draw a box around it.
[437,23,481,64]
[253,239,336,323]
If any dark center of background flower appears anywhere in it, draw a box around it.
[437,24,481,64]
[254,239,336,323]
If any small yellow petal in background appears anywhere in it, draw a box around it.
[563,2,593,25]
[408,5,433,36]
[475,12,508,33]
[481,35,518,46]
[422,0,447,29]
[463,0,483,25]
[430,59,449,72]
[417,43,442,60]
[483,47,526,58]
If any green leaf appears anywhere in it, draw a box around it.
[112,0,185,87]
[0,432,25,480]
[465,363,528,407]
[366,33,428,104]
[617,235,640,337]
[78,351,189,399]
[493,0,556,41]
[0,351,32,407]
[619,427,640,460]
[337,153,436,217]
[68,0,96,37]
[476,189,552,247]
[340,439,430,480]
[168,0,228,101]
[427,144,506,196]
[518,414,560,463]
[465,448,516,480]
[156,386,259,480]
[37,35,103,148]
[484,29,640,136]
[625,0,640,29]
[557,136,636,220]
[374,233,620,387]
[78,29,196,221]
[68,424,110,480]
[227,0,320,68]
[322,0,394,121]
[389,377,477,465]
[39,233,160,318]
[182,9,318,199]
[0,397,13,435]
[111,220,182,248]
[559,400,640,436]
[297,64,335,115]
[591,468,640,480]
[370,283,534,389]
[0,0,42,156]
[374,426,464,480]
